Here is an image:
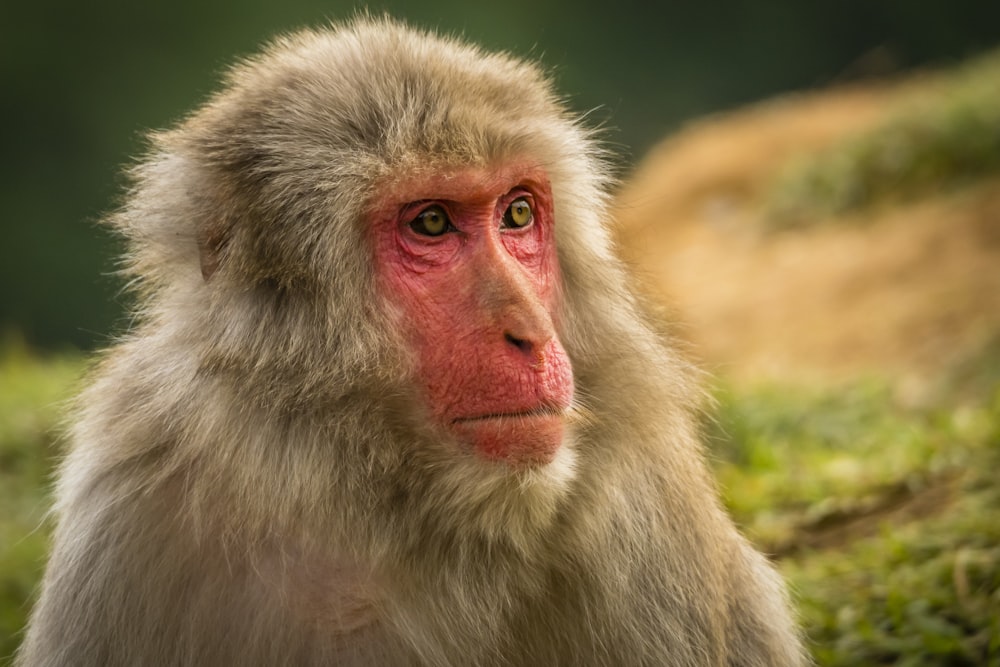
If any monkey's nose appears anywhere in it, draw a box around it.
[504,331,533,355]
[504,331,549,368]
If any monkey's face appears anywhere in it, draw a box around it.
[371,160,574,467]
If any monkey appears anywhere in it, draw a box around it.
[17,17,807,667]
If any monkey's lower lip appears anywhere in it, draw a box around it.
[451,408,565,424]
[449,410,566,466]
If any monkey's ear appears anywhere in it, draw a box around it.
[196,224,228,281]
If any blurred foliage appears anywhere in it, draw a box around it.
[0,340,84,663]
[711,374,1000,665]
[709,382,958,546]
[4,1,1000,349]
[785,474,1000,666]
[2,340,998,664]
[765,49,1000,228]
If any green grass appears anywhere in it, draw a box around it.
[764,48,1000,228]
[710,379,1000,665]
[1,342,997,665]
[0,341,83,664]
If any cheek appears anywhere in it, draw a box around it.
[375,266,478,400]
[502,225,551,282]
[402,297,503,416]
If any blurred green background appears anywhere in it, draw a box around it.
[3,0,999,350]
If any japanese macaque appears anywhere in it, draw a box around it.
[18,18,806,667]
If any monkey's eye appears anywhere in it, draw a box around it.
[502,198,533,229]
[409,205,452,236]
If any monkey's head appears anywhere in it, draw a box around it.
[114,18,626,547]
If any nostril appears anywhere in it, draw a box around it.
[504,331,533,355]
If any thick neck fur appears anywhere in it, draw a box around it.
[57,278,733,666]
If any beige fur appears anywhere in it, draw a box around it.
[18,17,807,666]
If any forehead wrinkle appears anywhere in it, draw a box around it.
[369,159,548,213]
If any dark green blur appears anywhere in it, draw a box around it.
[3,0,998,349]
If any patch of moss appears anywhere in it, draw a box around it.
[0,341,83,665]
[711,380,1000,665]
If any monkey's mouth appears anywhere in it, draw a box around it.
[451,406,566,424]
[449,408,567,466]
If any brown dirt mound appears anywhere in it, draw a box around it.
[613,84,1000,390]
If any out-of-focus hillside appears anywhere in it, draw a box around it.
[614,53,1000,395]
[614,52,1000,666]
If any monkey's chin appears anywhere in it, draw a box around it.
[451,413,565,467]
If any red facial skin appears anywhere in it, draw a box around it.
[371,162,574,467]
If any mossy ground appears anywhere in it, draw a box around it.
[712,376,1000,665]
[0,342,83,663]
